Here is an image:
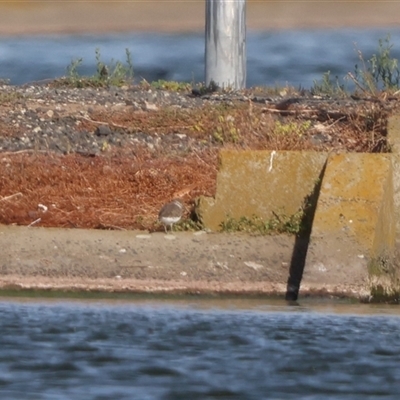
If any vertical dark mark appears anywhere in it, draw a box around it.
[285,162,327,301]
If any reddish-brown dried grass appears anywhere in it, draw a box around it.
[0,149,217,230]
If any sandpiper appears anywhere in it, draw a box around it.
[158,199,184,233]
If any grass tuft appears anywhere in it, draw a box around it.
[55,48,134,88]
[311,71,347,97]
[146,79,191,92]
[313,35,400,97]
[220,209,305,235]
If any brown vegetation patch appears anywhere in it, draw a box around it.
[85,99,390,152]
[0,149,217,230]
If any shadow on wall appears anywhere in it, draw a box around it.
[285,162,327,301]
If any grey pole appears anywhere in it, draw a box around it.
[205,0,246,90]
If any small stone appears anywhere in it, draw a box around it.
[281,262,289,267]
[216,262,229,270]
[38,204,48,213]
[46,110,54,118]
[102,165,113,174]
[311,133,331,146]
[95,125,112,136]
[164,235,176,240]
[244,261,264,270]
[136,234,151,239]
[144,101,158,111]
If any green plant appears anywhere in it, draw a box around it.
[269,210,305,234]
[58,48,134,88]
[313,35,400,96]
[352,35,400,94]
[66,57,83,81]
[148,79,191,92]
[181,219,204,231]
[272,120,312,137]
[212,114,241,144]
[220,209,305,235]
[99,48,134,85]
[220,215,267,234]
[0,91,24,104]
[164,218,203,232]
[192,80,220,96]
[311,71,346,97]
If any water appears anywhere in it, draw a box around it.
[1,28,400,88]
[1,298,400,399]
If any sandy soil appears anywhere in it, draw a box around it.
[0,1,399,35]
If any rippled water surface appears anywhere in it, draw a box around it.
[0,298,400,399]
[2,28,400,87]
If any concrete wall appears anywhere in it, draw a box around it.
[303,153,396,298]
[196,144,400,300]
[196,149,327,231]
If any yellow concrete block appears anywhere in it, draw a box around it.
[196,149,327,231]
[304,153,396,295]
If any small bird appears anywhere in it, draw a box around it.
[158,199,184,233]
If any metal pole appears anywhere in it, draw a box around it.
[205,0,246,90]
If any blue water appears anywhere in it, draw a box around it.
[1,28,400,88]
[0,298,400,399]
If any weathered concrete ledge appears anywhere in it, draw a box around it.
[0,224,295,296]
[0,224,370,299]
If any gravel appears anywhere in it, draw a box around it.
[0,81,396,155]
[0,82,243,155]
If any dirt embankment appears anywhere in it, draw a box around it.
[0,83,394,231]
